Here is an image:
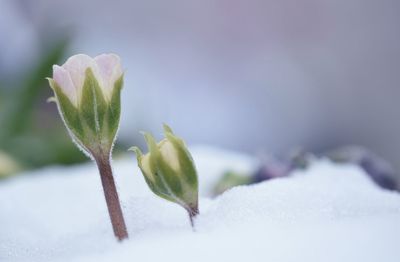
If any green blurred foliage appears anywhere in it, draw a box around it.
[0,36,87,178]
[212,171,252,196]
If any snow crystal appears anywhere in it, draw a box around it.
[0,147,399,262]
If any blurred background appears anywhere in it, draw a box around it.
[1,0,400,185]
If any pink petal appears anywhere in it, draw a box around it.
[61,54,99,96]
[94,53,123,99]
[52,65,78,106]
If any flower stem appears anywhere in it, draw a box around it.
[96,156,128,241]
[187,205,199,229]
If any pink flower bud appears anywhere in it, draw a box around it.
[52,54,123,107]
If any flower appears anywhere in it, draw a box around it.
[47,54,123,156]
[130,124,199,225]
[48,54,128,241]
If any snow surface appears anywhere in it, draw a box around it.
[1,146,400,262]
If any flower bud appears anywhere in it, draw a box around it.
[130,124,199,224]
[47,54,123,157]
[48,54,129,241]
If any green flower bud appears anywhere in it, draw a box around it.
[130,124,199,226]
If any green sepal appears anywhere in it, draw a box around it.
[162,123,174,134]
[47,78,84,141]
[129,146,142,159]
[164,129,198,190]
[141,132,173,196]
[129,145,176,203]
[163,124,198,207]
[156,153,184,197]
[142,133,187,203]
[107,75,123,140]
[143,132,159,161]
[129,145,156,188]
[143,169,177,205]
[80,68,107,134]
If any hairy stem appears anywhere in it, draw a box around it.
[187,205,199,229]
[96,156,128,241]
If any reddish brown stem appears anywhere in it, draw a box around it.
[96,156,128,241]
[187,205,199,229]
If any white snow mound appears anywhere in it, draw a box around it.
[0,146,399,262]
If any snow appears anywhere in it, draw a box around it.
[1,146,400,262]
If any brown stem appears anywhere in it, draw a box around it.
[187,205,199,229]
[96,156,128,241]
